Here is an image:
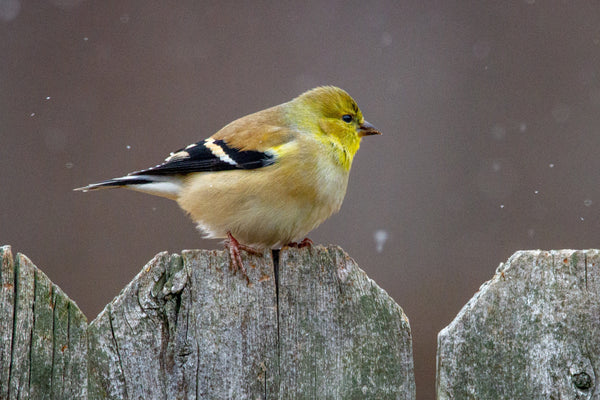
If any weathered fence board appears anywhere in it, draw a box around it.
[0,245,88,400]
[437,250,600,399]
[87,246,415,399]
[276,247,414,398]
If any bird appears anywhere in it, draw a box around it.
[75,86,381,275]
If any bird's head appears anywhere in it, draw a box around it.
[290,86,381,169]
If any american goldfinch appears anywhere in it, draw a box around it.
[76,86,381,273]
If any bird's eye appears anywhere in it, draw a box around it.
[342,114,353,123]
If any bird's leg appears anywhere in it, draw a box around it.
[285,237,313,248]
[225,231,261,281]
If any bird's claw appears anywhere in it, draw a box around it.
[285,237,313,248]
[225,232,261,283]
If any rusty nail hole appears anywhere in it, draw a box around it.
[572,372,592,390]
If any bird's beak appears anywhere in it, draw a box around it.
[358,120,382,137]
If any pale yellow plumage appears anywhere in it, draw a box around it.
[76,86,381,252]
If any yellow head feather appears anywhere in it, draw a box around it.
[285,86,380,170]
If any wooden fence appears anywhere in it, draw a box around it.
[1,244,597,399]
[437,249,599,399]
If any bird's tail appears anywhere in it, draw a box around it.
[74,175,182,199]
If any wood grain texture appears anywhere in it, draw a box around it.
[0,245,88,400]
[437,250,600,399]
[87,245,415,400]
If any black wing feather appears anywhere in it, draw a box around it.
[130,139,275,176]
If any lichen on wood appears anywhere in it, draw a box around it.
[437,250,600,399]
[0,245,88,400]
[0,244,414,399]
[87,245,415,400]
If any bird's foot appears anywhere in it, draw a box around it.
[285,237,313,248]
[225,232,261,282]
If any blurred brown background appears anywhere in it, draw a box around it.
[2,1,600,398]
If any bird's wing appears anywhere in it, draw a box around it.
[130,138,276,176]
